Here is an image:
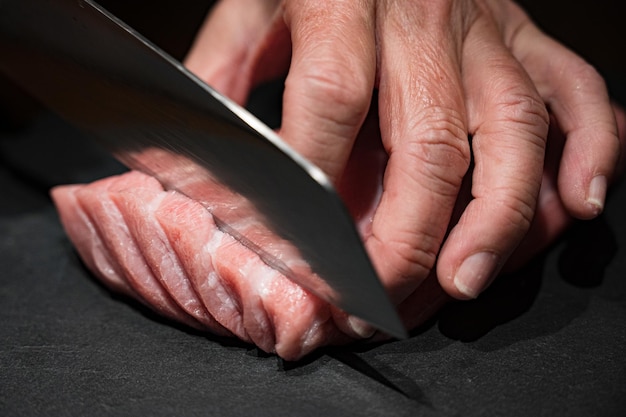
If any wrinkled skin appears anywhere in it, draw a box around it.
[345,100,626,334]
[185,0,623,332]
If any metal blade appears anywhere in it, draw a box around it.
[0,0,407,339]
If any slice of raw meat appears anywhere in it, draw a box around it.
[51,170,351,359]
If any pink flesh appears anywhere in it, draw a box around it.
[113,187,230,334]
[72,173,206,330]
[51,184,136,298]
[128,147,337,301]
[52,170,349,359]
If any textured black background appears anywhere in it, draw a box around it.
[1,1,625,416]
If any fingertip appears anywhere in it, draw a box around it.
[347,315,377,339]
[584,175,607,218]
[330,307,377,339]
[559,134,617,220]
[449,251,500,300]
[574,104,626,220]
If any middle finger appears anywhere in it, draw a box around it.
[366,0,472,303]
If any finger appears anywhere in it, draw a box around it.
[279,0,376,182]
[614,103,626,177]
[501,2,620,220]
[436,13,549,300]
[507,102,626,271]
[503,116,571,272]
[365,0,471,303]
[184,0,285,104]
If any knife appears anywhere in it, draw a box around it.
[0,0,406,339]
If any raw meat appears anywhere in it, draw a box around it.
[50,119,447,360]
[52,169,358,359]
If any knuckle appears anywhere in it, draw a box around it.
[494,89,549,142]
[498,89,548,123]
[289,61,372,127]
[307,62,371,109]
[496,188,536,233]
[400,107,471,193]
[371,231,439,282]
[568,60,604,88]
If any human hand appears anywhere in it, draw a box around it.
[392,102,626,332]
[185,0,621,310]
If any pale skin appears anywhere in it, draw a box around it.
[184,0,624,333]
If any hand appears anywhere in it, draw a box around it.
[185,0,621,308]
[394,102,626,332]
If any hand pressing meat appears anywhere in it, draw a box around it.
[51,104,626,360]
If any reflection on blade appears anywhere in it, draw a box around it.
[120,146,339,307]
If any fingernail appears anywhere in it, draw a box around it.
[453,252,499,299]
[587,175,607,215]
[347,315,376,338]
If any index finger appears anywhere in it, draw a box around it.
[279,0,376,182]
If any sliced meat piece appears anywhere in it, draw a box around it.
[52,170,350,359]
[153,191,332,356]
[154,192,249,342]
[52,184,136,298]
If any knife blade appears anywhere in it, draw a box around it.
[0,0,407,339]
